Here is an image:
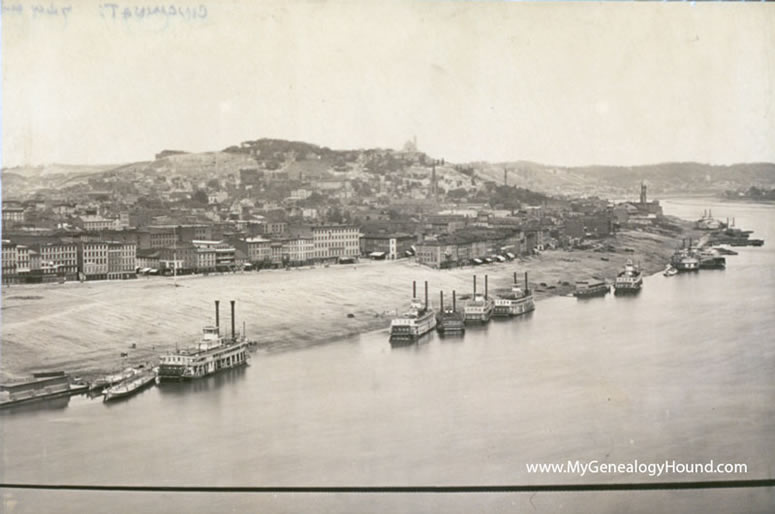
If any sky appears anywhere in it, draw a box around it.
[2,1,774,167]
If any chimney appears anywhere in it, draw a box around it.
[215,300,220,332]
[424,281,429,308]
[452,290,457,312]
[513,271,517,285]
[485,275,489,299]
[440,290,444,312]
[230,300,236,340]
[413,280,417,299]
[473,275,477,296]
[525,272,529,292]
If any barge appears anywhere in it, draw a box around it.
[157,300,251,382]
[104,367,157,401]
[1,372,87,410]
[574,280,609,298]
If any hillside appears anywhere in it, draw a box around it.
[3,138,775,199]
[473,161,775,196]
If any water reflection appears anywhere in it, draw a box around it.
[0,394,72,416]
[155,365,248,396]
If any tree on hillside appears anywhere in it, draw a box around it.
[193,189,208,204]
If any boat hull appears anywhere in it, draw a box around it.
[574,286,609,298]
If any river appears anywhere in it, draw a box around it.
[1,198,773,513]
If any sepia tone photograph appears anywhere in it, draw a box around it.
[1,1,774,512]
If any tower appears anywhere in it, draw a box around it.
[640,181,647,204]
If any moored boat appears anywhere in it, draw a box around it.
[463,275,495,323]
[157,300,251,382]
[103,367,157,401]
[493,271,535,317]
[670,239,700,272]
[614,259,643,294]
[436,290,465,335]
[390,281,437,343]
[663,265,678,277]
[574,280,609,298]
[1,372,88,410]
[698,248,726,270]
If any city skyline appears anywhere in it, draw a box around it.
[3,1,774,168]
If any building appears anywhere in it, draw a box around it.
[79,242,109,279]
[192,240,236,269]
[196,248,216,271]
[360,232,415,260]
[2,206,26,223]
[80,215,116,232]
[158,244,198,272]
[310,225,361,261]
[107,242,137,280]
[232,237,272,265]
[38,243,79,278]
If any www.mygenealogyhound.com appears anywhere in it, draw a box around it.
[525,460,748,478]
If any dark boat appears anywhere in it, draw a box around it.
[698,249,726,269]
[436,290,465,335]
[574,280,609,298]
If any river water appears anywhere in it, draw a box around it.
[1,198,774,513]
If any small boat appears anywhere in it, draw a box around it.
[89,367,137,392]
[663,266,678,277]
[103,367,157,402]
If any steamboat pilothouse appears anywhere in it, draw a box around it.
[157,300,251,382]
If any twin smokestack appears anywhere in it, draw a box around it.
[214,300,237,339]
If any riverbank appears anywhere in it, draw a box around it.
[0,223,695,381]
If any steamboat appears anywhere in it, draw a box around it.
[613,260,643,294]
[157,300,250,382]
[670,239,700,272]
[436,290,465,335]
[389,281,437,343]
[464,275,495,323]
[493,272,535,317]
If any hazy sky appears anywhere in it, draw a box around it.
[2,1,774,167]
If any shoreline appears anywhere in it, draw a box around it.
[0,222,697,382]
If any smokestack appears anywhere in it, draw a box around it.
[215,300,220,332]
[513,271,517,285]
[230,300,235,340]
[485,275,489,299]
[425,281,429,309]
[525,271,529,292]
[440,290,444,312]
[453,290,457,311]
[473,275,477,296]
[413,280,416,299]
